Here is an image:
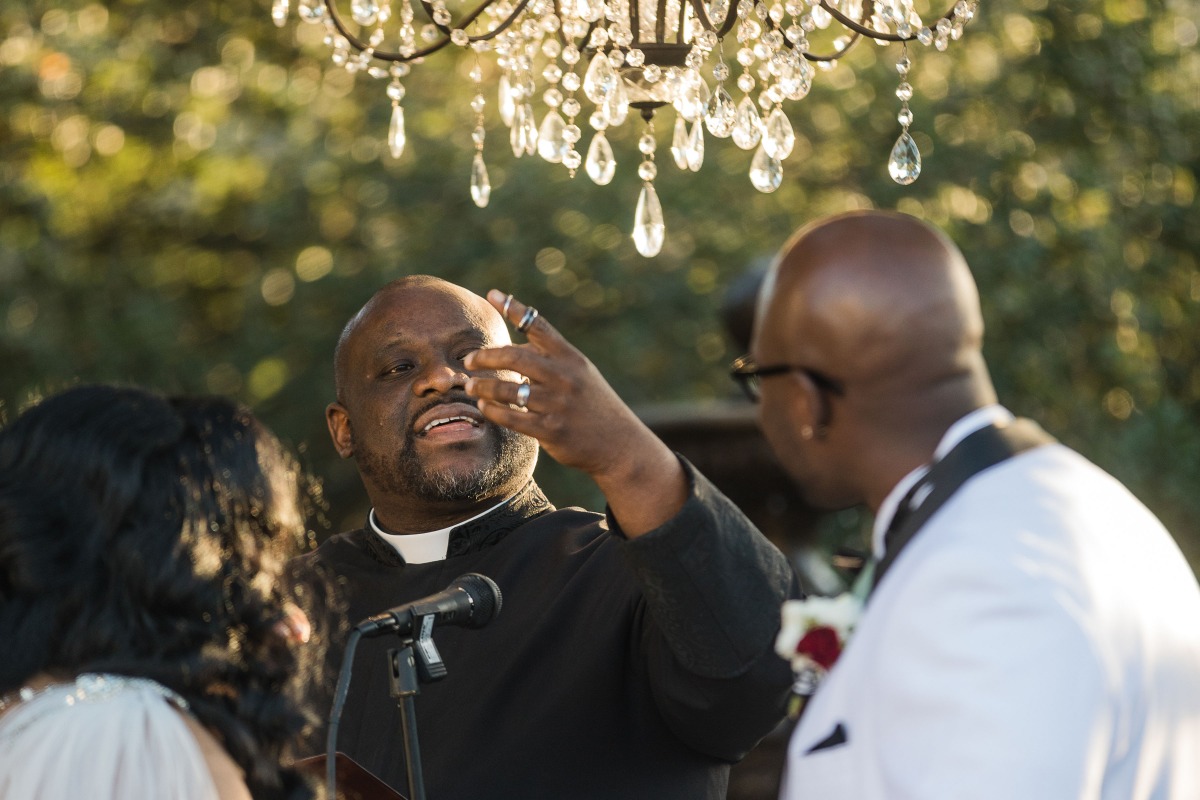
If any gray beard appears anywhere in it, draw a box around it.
[357,421,538,503]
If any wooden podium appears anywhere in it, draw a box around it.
[293,753,408,800]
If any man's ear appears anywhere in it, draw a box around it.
[326,402,354,459]
[786,372,826,441]
[796,371,835,441]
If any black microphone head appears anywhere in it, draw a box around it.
[453,573,502,628]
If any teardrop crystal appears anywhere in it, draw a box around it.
[749,143,783,193]
[603,79,629,127]
[498,74,515,127]
[521,103,539,156]
[585,132,616,185]
[510,102,526,157]
[470,152,491,208]
[271,0,290,27]
[583,52,618,105]
[388,105,406,159]
[888,130,922,184]
[694,79,712,122]
[670,116,689,170]
[686,121,704,172]
[780,57,813,101]
[537,110,569,163]
[705,85,737,138]
[763,106,795,160]
[673,70,710,123]
[731,95,762,150]
[632,183,665,257]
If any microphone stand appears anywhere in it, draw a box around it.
[389,643,426,800]
[386,613,448,800]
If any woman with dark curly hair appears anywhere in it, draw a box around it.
[0,385,323,800]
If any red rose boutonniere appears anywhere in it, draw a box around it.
[774,593,862,719]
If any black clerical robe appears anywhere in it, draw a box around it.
[292,459,795,799]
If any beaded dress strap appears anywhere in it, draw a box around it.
[0,673,189,729]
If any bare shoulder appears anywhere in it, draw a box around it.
[180,713,254,800]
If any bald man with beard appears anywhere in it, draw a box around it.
[290,276,795,800]
[744,211,1200,799]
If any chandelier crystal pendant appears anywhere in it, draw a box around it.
[274,0,981,256]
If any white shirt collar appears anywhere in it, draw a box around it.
[369,497,510,564]
[871,404,1013,558]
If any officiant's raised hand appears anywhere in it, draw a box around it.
[464,290,685,536]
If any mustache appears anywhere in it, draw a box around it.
[409,392,483,431]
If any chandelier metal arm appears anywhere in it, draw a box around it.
[322,0,535,61]
[734,6,862,65]
[817,0,958,43]
[322,0,447,60]
[417,0,451,34]
[469,0,537,42]
[685,0,737,38]
[798,29,863,63]
[319,0,957,63]
[323,0,379,56]
[418,0,535,41]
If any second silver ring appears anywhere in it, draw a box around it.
[515,382,531,409]
[517,307,539,333]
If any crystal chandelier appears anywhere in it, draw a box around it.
[271,0,980,256]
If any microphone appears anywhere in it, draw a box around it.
[354,573,503,638]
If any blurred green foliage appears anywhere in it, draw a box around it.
[1,0,1196,561]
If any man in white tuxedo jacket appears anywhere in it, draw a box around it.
[744,211,1200,800]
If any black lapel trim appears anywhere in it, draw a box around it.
[361,526,406,566]
[805,722,849,754]
[446,480,554,557]
[871,418,1056,593]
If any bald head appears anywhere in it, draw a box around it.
[334,276,505,401]
[756,210,992,405]
[752,211,997,510]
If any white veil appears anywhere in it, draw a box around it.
[0,674,220,800]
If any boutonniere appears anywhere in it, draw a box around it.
[774,592,862,719]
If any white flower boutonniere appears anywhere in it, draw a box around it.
[774,592,862,719]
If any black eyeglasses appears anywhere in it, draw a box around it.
[729,355,846,403]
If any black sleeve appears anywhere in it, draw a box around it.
[612,456,799,760]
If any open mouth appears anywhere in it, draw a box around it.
[414,402,486,438]
[422,415,481,434]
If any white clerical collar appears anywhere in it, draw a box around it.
[871,404,1013,559]
[370,497,510,564]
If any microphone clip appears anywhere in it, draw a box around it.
[410,613,447,683]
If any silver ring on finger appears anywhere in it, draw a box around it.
[502,294,513,317]
[517,307,539,333]
[515,382,531,409]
